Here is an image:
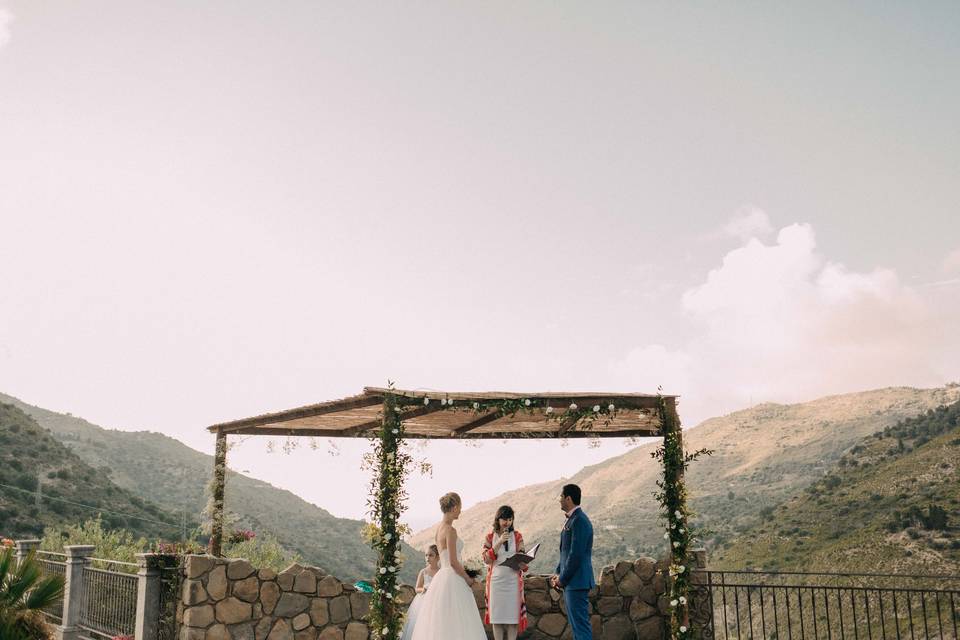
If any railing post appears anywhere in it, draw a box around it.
[135,553,162,640]
[14,538,40,565]
[56,544,94,640]
[688,548,712,639]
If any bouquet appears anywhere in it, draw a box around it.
[463,557,485,582]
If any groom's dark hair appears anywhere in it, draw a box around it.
[561,484,582,505]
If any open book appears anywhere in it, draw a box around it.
[499,542,540,571]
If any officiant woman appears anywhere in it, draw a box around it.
[482,505,529,640]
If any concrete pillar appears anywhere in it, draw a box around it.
[56,544,94,640]
[14,538,40,565]
[135,554,163,640]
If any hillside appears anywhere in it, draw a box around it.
[0,403,181,540]
[0,392,417,583]
[410,386,960,574]
[712,400,960,573]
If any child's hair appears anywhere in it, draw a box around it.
[426,544,439,558]
[492,505,515,534]
[439,492,461,513]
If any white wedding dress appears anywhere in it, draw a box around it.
[409,539,487,640]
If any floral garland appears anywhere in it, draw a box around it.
[651,394,712,639]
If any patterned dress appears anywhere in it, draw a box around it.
[482,530,528,631]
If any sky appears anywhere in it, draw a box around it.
[1,2,958,531]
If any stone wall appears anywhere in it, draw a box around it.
[177,555,678,640]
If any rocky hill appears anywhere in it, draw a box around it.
[0,402,182,540]
[0,392,418,583]
[712,399,960,573]
[410,386,960,574]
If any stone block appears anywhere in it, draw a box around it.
[207,624,229,640]
[638,585,658,607]
[278,564,305,590]
[349,592,370,618]
[652,573,665,594]
[183,579,209,606]
[317,627,344,640]
[345,622,369,640]
[537,613,567,636]
[317,575,342,597]
[590,615,602,638]
[329,595,351,625]
[179,627,206,640]
[230,623,257,640]
[208,566,228,600]
[261,582,281,614]
[307,566,328,579]
[633,558,657,582]
[267,619,293,640]
[186,555,215,579]
[309,598,329,626]
[618,572,643,597]
[657,595,670,616]
[525,575,548,591]
[629,598,657,621]
[294,630,317,640]
[599,566,617,596]
[614,561,633,582]
[235,576,260,603]
[291,613,311,631]
[259,568,278,581]
[183,604,215,628]
[294,570,317,594]
[396,585,416,606]
[602,614,635,640]
[228,559,256,580]
[525,589,553,615]
[216,597,253,624]
[596,596,622,617]
[254,616,274,640]
[635,616,664,640]
[275,593,310,618]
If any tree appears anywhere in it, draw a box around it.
[0,546,65,640]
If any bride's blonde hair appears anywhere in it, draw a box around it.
[439,492,461,513]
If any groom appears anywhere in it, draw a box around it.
[551,483,595,640]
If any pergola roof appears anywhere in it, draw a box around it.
[208,387,678,439]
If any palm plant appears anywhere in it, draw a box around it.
[0,546,65,640]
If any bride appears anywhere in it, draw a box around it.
[410,492,487,640]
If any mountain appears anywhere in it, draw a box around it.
[410,385,960,574]
[711,399,960,573]
[0,392,418,583]
[0,402,181,540]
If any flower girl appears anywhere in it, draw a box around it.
[401,545,440,640]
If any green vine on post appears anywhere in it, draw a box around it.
[651,393,712,639]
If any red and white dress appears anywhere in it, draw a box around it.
[482,530,528,631]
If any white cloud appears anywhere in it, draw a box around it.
[0,9,12,49]
[614,222,957,425]
[722,206,774,242]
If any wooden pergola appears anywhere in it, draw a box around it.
[205,386,679,554]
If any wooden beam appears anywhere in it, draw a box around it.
[449,411,501,436]
[209,429,227,556]
[339,402,446,437]
[209,393,383,433]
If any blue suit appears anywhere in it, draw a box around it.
[556,507,594,640]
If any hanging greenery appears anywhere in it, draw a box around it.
[651,393,712,639]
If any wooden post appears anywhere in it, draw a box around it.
[209,429,227,556]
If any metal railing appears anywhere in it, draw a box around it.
[78,563,139,639]
[693,570,960,640]
[35,551,67,623]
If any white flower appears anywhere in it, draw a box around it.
[423,397,430,405]
[394,407,402,413]
[679,596,687,604]
[673,541,680,548]
[389,566,396,572]
[569,403,578,410]
[391,429,398,435]
[670,599,678,607]
[680,626,687,633]
[447,400,454,406]
[679,528,685,534]
[675,510,682,518]
[440,398,447,406]
[545,406,554,414]
[473,402,480,409]
[608,403,615,411]
[592,405,600,412]
[385,592,393,599]
[524,399,531,406]
[678,565,685,573]
[382,627,388,635]
[384,533,392,540]
[379,567,387,574]
[663,532,670,539]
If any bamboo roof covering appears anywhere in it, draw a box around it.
[208,387,678,440]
